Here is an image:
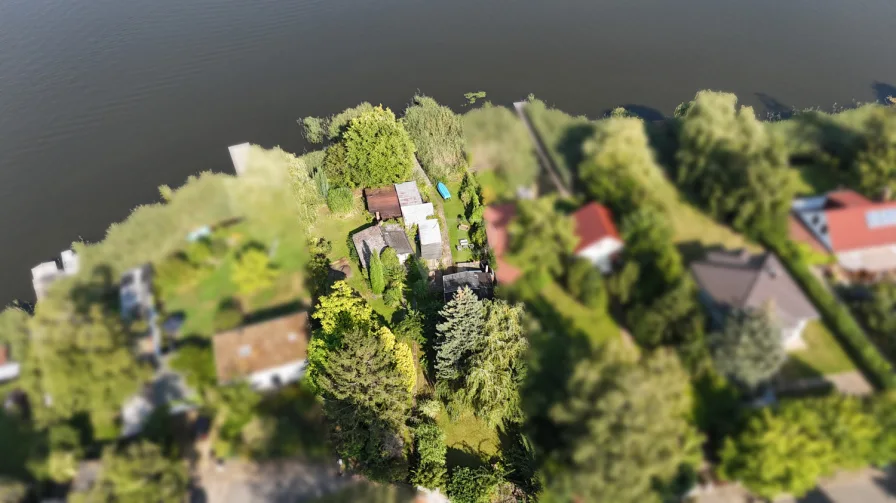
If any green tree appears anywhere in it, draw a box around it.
[404,95,465,180]
[380,247,404,285]
[508,197,577,285]
[854,108,896,200]
[435,287,485,382]
[40,424,83,483]
[448,466,502,503]
[368,249,386,295]
[813,395,879,470]
[231,246,278,297]
[169,342,217,396]
[708,309,785,391]
[458,300,528,427]
[342,106,415,188]
[411,421,448,490]
[675,91,794,240]
[313,324,413,481]
[579,117,669,215]
[68,441,189,503]
[0,306,30,366]
[719,405,835,500]
[312,281,374,335]
[302,116,326,144]
[22,293,148,437]
[870,391,896,466]
[541,350,702,503]
[323,143,350,186]
[856,280,896,357]
[564,258,607,309]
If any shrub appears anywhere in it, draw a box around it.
[448,466,501,503]
[381,247,405,284]
[384,285,403,307]
[326,187,354,214]
[404,95,465,181]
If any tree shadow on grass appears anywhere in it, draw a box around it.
[446,445,489,470]
[242,300,308,326]
[554,123,595,191]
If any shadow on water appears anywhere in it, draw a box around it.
[871,81,896,104]
[600,104,666,121]
[755,92,795,120]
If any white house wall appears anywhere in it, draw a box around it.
[247,360,308,391]
[576,238,624,273]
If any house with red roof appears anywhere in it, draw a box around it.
[572,202,624,273]
[791,189,896,273]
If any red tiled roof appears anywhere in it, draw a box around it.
[826,201,896,252]
[483,204,522,285]
[825,189,874,209]
[572,202,621,254]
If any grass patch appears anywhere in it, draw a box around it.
[437,407,500,469]
[161,221,310,338]
[309,206,397,321]
[779,320,858,380]
[538,281,620,345]
[473,169,512,204]
[442,181,473,263]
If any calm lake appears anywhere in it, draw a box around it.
[1,0,896,304]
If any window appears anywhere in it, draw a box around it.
[238,345,252,357]
[820,224,828,234]
[811,214,820,225]
[271,375,283,388]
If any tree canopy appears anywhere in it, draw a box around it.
[508,197,576,285]
[541,350,702,503]
[675,91,795,240]
[341,106,415,188]
[68,441,189,503]
[708,308,786,391]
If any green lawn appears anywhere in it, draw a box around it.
[778,320,857,380]
[161,220,311,339]
[441,181,474,263]
[309,206,397,321]
[538,281,620,345]
[474,169,513,204]
[437,407,500,469]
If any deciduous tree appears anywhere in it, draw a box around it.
[719,404,835,500]
[854,108,896,200]
[541,350,702,503]
[22,290,149,437]
[68,441,188,503]
[508,197,577,285]
[231,246,278,297]
[342,106,415,188]
[458,300,527,427]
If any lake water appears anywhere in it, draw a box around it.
[1,0,896,305]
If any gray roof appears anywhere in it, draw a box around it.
[352,224,413,268]
[382,224,414,255]
[443,271,493,300]
[352,226,387,269]
[690,250,819,330]
[394,181,423,207]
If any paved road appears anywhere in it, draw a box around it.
[695,468,896,503]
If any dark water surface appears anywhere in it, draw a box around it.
[2,0,896,304]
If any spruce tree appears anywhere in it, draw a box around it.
[435,287,485,382]
[315,324,413,481]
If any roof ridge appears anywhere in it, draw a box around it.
[739,253,773,309]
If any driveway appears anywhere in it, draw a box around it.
[195,459,357,503]
[695,467,896,503]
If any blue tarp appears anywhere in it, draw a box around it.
[437,182,451,200]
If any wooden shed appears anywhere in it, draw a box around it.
[364,186,402,219]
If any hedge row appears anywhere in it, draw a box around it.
[771,239,896,390]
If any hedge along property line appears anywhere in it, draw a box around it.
[770,239,896,390]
